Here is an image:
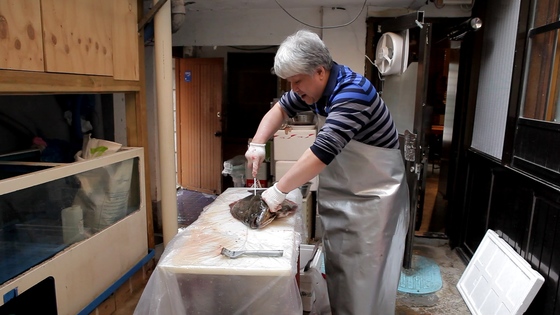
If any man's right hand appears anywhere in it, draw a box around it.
[245,143,266,178]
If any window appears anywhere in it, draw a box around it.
[512,0,560,186]
[521,0,560,122]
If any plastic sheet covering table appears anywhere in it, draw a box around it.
[134,188,304,315]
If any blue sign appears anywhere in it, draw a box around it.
[184,71,192,82]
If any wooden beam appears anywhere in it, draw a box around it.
[134,0,155,250]
[138,0,168,32]
[0,70,140,93]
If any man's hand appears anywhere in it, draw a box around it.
[261,183,287,212]
[245,143,266,177]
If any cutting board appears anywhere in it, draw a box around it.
[159,188,302,277]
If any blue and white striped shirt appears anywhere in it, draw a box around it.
[279,63,399,165]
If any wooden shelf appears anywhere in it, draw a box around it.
[0,70,140,94]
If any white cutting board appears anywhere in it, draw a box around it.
[457,229,544,315]
[159,188,302,277]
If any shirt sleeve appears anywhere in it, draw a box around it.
[311,91,387,165]
[278,90,312,117]
[310,100,360,165]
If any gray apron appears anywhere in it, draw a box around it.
[317,116,409,315]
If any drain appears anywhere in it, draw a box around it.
[398,255,443,295]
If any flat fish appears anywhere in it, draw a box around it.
[229,192,298,229]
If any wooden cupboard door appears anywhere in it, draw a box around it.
[176,58,224,194]
[112,0,138,81]
[41,0,114,76]
[0,0,44,71]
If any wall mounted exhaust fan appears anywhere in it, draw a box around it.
[374,31,408,76]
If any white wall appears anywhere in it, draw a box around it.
[172,6,368,70]
[172,3,471,72]
[322,6,368,74]
[173,8,322,46]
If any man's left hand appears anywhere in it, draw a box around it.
[261,183,286,212]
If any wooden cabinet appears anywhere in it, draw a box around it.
[41,0,114,76]
[0,0,152,313]
[0,0,138,80]
[0,0,44,72]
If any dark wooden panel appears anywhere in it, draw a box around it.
[462,152,494,255]
[526,193,560,315]
[514,118,560,178]
[460,149,560,315]
[487,168,532,255]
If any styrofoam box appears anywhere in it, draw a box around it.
[275,161,318,191]
[457,229,544,315]
[273,127,316,161]
[299,244,323,312]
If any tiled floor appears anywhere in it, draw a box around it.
[125,189,470,315]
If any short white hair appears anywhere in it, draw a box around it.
[273,29,333,79]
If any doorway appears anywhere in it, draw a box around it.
[222,52,278,189]
[416,19,464,237]
[175,58,223,194]
[367,17,466,239]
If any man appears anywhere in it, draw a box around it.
[245,29,409,315]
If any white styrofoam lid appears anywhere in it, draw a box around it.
[457,229,544,315]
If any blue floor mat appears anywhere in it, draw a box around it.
[398,255,443,295]
[177,189,217,227]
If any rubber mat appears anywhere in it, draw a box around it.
[177,189,217,227]
[398,254,443,295]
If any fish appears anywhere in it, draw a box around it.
[229,192,298,229]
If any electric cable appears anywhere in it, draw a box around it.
[273,0,368,29]
[227,46,278,51]
[364,54,385,93]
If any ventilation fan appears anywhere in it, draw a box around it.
[374,32,406,76]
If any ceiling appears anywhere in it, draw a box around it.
[182,0,426,12]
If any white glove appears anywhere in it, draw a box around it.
[261,183,287,212]
[245,142,266,178]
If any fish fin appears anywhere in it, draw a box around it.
[258,216,276,229]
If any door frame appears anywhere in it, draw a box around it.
[373,13,431,269]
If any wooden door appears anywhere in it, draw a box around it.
[175,58,223,194]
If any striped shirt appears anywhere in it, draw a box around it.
[279,63,399,165]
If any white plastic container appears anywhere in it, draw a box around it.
[61,205,84,244]
[273,127,316,161]
[457,229,544,315]
[299,244,324,312]
[275,161,318,191]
